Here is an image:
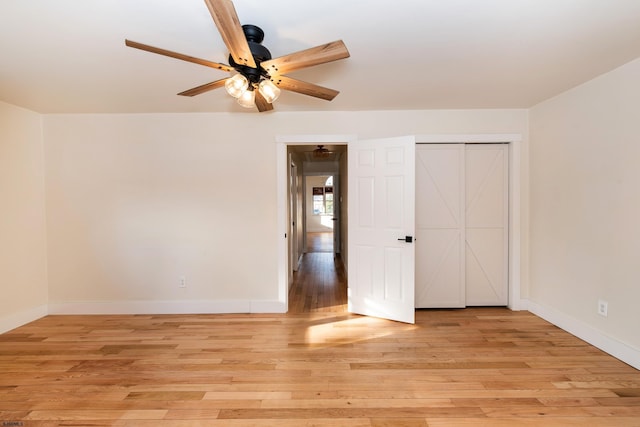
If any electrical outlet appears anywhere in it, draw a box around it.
[597,299,608,317]
[179,276,187,288]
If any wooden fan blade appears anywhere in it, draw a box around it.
[254,91,274,112]
[261,40,349,76]
[272,76,339,101]
[178,78,228,97]
[125,39,232,72]
[204,0,256,68]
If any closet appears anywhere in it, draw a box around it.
[415,143,508,308]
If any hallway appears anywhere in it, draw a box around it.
[288,232,347,313]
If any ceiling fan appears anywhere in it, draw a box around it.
[125,0,350,112]
[312,145,333,159]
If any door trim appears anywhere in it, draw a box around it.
[276,135,357,310]
[416,134,523,310]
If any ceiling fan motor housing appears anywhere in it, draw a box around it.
[229,25,272,84]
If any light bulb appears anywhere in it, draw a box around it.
[237,88,255,108]
[225,74,248,98]
[258,79,281,104]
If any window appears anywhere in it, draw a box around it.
[324,186,334,215]
[312,176,334,215]
[313,187,325,214]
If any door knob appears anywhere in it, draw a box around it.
[398,236,413,243]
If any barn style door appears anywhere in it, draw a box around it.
[415,144,508,308]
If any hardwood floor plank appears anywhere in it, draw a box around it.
[371,419,428,427]
[260,398,455,409]
[162,409,221,420]
[125,391,206,400]
[27,398,260,411]
[218,407,486,419]
[24,409,168,420]
[203,391,292,400]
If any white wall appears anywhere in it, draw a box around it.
[43,109,528,314]
[44,114,281,313]
[529,58,640,367]
[0,101,48,332]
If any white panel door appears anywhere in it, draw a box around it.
[465,144,508,305]
[415,145,465,308]
[348,136,415,324]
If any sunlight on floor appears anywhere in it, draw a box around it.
[304,315,417,346]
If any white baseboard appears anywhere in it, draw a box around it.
[250,300,287,313]
[526,299,640,370]
[1,300,286,333]
[509,298,529,311]
[47,299,286,315]
[0,305,48,334]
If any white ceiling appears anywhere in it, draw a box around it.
[2,0,640,114]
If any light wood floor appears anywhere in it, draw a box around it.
[307,231,334,253]
[288,252,347,314]
[1,254,640,426]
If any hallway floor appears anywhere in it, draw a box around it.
[288,232,346,314]
[306,231,334,253]
[288,252,347,313]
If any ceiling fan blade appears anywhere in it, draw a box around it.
[203,0,257,68]
[125,40,232,72]
[261,40,349,76]
[273,76,339,101]
[177,78,228,97]
[254,91,274,112]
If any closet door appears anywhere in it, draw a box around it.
[415,143,508,308]
[465,145,508,305]
[415,145,465,308]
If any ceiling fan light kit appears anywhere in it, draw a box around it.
[237,86,256,108]
[258,79,281,104]
[224,73,249,98]
[125,0,350,112]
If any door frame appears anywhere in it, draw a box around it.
[415,134,524,310]
[303,173,338,253]
[289,157,299,274]
[276,135,357,309]
[275,133,523,313]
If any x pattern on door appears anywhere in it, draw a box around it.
[415,144,508,308]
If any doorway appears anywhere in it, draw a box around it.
[306,174,335,253]
[287,144,348,313]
